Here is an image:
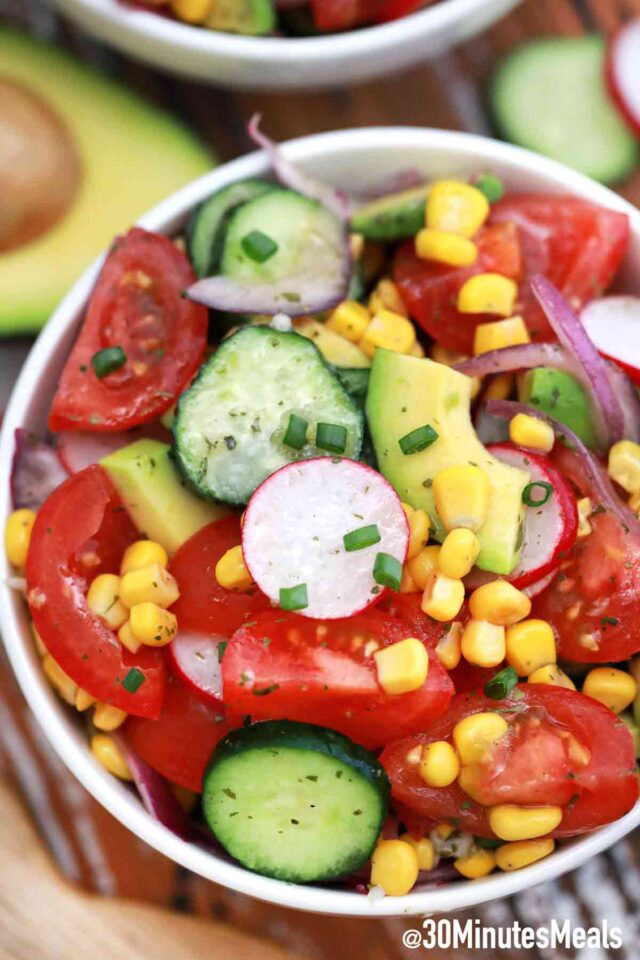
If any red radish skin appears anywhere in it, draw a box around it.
[580,296,640,386]
[607,20,640,138]
[168,631,224,707]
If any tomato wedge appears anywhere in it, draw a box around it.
[374,0,434,23]
[381,686,638,838]
[310,0,381,30]
[25,465,166,718]
[169,515,272,637]
[49,228,207,433]
[222,609,454,749]
[126,674,230,792]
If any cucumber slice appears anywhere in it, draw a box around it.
[187,179,275,278]
[350,185,431,241]
[202,720,390,883]
[173,325,363,505]
[205,0,275,35]
[491,37,638,185]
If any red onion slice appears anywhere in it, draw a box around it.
[186,269,349,317]
[115,735,195,841]
[11,429,69,510]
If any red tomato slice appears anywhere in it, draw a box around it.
[25,465,166,718]
[374,0,434,22]
[310,0,381,30]
[381,686,638,838]
[49,228,207,433]
[169,515,272,637]
[125,675,230,792]
[221,609,454,749]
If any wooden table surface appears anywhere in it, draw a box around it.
[2,0,640,956]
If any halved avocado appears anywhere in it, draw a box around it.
[0,29,214,335]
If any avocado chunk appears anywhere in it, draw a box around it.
[518,367,597,449]
[366,351,529,575]
[101,440,228,555]
[205,0,275,35]
[350,185,432,241]
[0,28,213,335]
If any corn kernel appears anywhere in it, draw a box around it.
[421,571,465,622]
[454,847,496,879]
[130,602,178,647]
[473,315,530,355]
[608,440,640,494]
[438,528,481,579]
[458,274,518,317]
[433,465,490,532]
[118,619,142,654]
[495,837,555,872]
[5,508,37,569]
[419,740,460,788]
[456,766,488,804]
[121,540,169,575]
[415,228,478,267]
[630,489,640,515]
[42,654,77,705]
[435,622,463,670]
[86,573,129,630]
[509,413,554,453]
[370,839,419,896]
[215,545,253,592]
[398,834,435,871]
[485,373,514,401]
[326,300,371,342]
[93,703,128,731]
[527,664,576,690]
[468,579,531,626]
[434,822,455,839]
[360,309,416,358]
[407,545,441,591]
[577,498,592,538]
[91,734,132,781]
[426,180,490,238]
[75,689,96,712]
[410,341,425,358]
[505,619,556,677]
[461,619,506,668]
[170,0,214,23]
[400,566,419,593]
[374,637,429,695]
[489,804,562,841]
[368,278,408,317]
[119,563,180,609]
[402,503,431,560]
[453,712,509,765]
[582,667,637,714]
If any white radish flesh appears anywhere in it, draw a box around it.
[168,631,224,706]
[580,296,640,385]
[608,20,640,136]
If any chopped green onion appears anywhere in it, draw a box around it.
[484,666,519,700]
[241,230,279,263]
[283,413,308,451]
[279,583,308,611]
[522,481,554,507]
[91,346,127,379]
[373,552,402,592]
[217,641,228,662]
[316,422,347,454]
[398,424,439,456]
[122,667,145,694]
[475,174,504,203]
[343,524,381,552]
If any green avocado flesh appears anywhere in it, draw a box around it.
[206,0,275,34]
[518,367,597,449]
[366,350,530,575]
[350,185,432,241]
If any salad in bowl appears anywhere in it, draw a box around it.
[2,124,640,916]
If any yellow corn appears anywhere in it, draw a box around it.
[170,0,214,23]
[582,667,637,714]
[426,180,490,238]
[458,274,518,317]
[509,413,554,453]
[495,838,555,872]
[215,545,253,592]
[93,703,128,732]
[415,228,478,267]
[326,300,371,343]
[407,545,441,591]
[400,566,419,593]
[432,465,490,532]
[410,341,425,358]
[75,689,96,712]
[505,619,556,677]
[368,278,408,318]
[468,579,531,626]
[608,440,640,495]
[359,309,416,358]
[86,573,129,630]
[32,624,47,658]
[119,563,180,609]
[42,654,77,705]
[370,839,419,896]
[130,602,178,647]
[91,734,132,781]
[630,489,640,515]
[419,740,460,788]
[473,316,530,355]
[421,571,465,622]
[118,619,142,654]
[120,540,169,575]
[454,847,496,879]
[438,528,481,579]
[5,508,37,568]
[461,619,506,668]
[402,503,431,560]
[527,664,576,690]
[435,622,463,670]
[374,638,429,695]
[485,373,514,402]
[577,497,592,538]
[399,834,435,871]
[453,712,508,765]
[434,822,455,839]
[489,804,562,841]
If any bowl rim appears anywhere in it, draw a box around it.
[2,126,640,918]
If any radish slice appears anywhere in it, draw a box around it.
[168,631,224,707]
[11,429,69,510]
[607,19,640,137]
[57,423,171,474]
[581,296,640,386]
[523,568,558,599]
[242,457,409,620]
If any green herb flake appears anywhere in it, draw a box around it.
[241,230,279,263]
[122,667,145,694]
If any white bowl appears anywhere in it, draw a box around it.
[49,0,522,90]
[2,127,640,918]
